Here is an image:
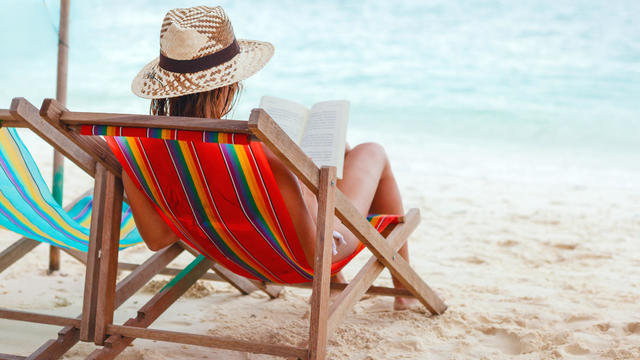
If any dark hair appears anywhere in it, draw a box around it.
[150,82,241,118]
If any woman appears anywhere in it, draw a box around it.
[125,6,415,310]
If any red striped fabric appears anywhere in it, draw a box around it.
[103,135,400,283]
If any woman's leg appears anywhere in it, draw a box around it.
[333,143,416,309]
[267,142,415,308]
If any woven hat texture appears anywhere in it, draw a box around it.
[132,6,273,99]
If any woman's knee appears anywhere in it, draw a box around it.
[352,142,388,162]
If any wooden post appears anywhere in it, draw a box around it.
[49,0,71,273]
[93,169,123,345]
[308,167,337,360]
[80,164,108,342]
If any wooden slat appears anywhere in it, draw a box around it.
[60,247,87,264]
[0,353,26,360]
[10,98,96,176]
[0,238,40,274]
[208,262,259,295]
[60,111,252,134]
[29,241,182,358]
[106,325,308,359]
[89,257,213,359]
[309,167,336,360]
[116,262,221,281]
[335,196,446,315]
[0,119,29,128]
[178,242,259,296]
[275,281,413,297]
[114,243,183,308]
[249,109,447,315]
[0,108,28,128]
[327,209,421,335]
[93,170,123,345]
[113,262,413,297]
[39,98,121,177]
[249,280,283,299]
[80,164,108,342]
[62,252,207,286]
[0,109,11,121]
[0,309,80,327]
[118,257,212,328]
[27,326,79,360]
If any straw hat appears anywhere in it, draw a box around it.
[132,6,274,99]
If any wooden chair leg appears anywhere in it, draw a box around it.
[93,168,124,345]
[327,209,421,335]
[28,243,184,358]
[27,326,79,360]
[335,194,447,315]
[251,280,283,299]
[80,164,109,342]
[78,164,124,344]
[48,246,60,274]
[88,256,213,359]
[309,167,337,360]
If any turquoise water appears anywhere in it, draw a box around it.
[1,0,639,183]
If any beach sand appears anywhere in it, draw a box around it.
[1,133,639,359]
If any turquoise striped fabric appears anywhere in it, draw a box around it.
[0,127,142,251]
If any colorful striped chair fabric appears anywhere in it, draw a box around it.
[0,127,142,251]
[81,124,401,284]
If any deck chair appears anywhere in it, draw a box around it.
[24,97,447,359]
[0,107,147,359]
[0,101,272,359]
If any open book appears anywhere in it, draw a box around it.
[260,96,349,178]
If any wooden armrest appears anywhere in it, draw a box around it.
[0,108,28,128]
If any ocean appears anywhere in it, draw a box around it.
[1,0,638,188]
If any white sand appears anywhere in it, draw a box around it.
[1,131,639,359]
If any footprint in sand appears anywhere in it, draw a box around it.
[564,343,591,355]
[387,336,425,352]
[594,323,611,332]
[498,239,519,247]
[362,299,393,313]
[459,256,486,265]
[168,320,192,327]
[480,327,526,355]
[552,243,578,250]
[625,322,640,334]
[54,295,71,308]
[566,313,598,323]
[575,253,612,260]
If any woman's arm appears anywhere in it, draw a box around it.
[122,172,179,251]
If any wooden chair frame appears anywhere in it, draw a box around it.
[0,101,276,359]
[10,97,447,359]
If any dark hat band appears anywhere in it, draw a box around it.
[158,39,240,73]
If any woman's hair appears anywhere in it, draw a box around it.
[150,82,241,118]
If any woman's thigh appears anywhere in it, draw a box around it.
[266,143,389,264]
[332,143,389,261]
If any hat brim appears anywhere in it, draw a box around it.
[131,40,274,99]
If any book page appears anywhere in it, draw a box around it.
[259,96,310,144]
[301,100,349,178]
